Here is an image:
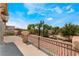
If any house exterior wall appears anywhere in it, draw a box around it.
[5,26,15,35]
[0,3,8,15]
[0,3,8,43]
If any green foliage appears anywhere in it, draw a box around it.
[42,24,52,37]
[43,29,49,37]
[52,27,60,35]
[61,23,76,36]
[16,28,27,31]
[61,23,77,42]
[75,25,79,35]
[27,21,52,37]
[27,24,36,34]
[7,32,15,35]
[27,21,79,42]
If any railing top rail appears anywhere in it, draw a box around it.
[29,34,72,45]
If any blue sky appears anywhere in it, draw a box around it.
[7,3,79,29]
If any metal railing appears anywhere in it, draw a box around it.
[28,34,79,56]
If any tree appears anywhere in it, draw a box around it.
[43,24,52,37]
[27,24,35,34]
[51,27,60,38]
[75,25,79,35]
[61,23,77,42]
[34,21,51,37]
[35,23,42,36]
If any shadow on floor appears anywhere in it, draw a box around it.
[0,42,23,56]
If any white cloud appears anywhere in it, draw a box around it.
[54,7,63,14]
[6,12,28,29]
[47,17,54,21]
[64,5,74,13]
[66,5,71,10]
[24,3,53,15]
[67,8,74,13]
[24,3,64,16]
[24,3,44,15]
[24,4,36,14]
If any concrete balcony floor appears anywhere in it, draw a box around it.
[2,36,48,56]
[0,42,23,56]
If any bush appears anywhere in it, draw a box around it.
[6,32,15,35]
[43,29,49,37]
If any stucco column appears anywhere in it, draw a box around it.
[0,3,8,44]
[0,9,5,44]
[0,16,5,44]
[0,21,5,43]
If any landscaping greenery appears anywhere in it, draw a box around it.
[27,21,79,42]
[51,27,60,38]
[27,21,52,37]
[61,23,77,42]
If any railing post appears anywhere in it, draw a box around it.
[67,44,69,56]
[38,36,40,49]
[64,44,65,56]
[70,46,72,56]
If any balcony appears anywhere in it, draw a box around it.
[0,36,48,56]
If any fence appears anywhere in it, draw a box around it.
[28,34,79,56]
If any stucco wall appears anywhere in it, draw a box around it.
[0,3,8,15]
[0,21,5,43]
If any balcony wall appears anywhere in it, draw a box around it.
[28,34,79,56]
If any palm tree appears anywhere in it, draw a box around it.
[35,20,44,36]
[34,21,51,37]
[61,23,77,42]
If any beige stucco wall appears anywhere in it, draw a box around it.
[72,36,79,50]
[0,3,8,15]
[0,3,8,22]
[0,3,8,43]
[0,21,5,43]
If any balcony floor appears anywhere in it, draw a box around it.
[3,36,48,56]
[0,43,23,56]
